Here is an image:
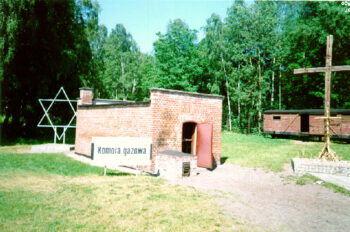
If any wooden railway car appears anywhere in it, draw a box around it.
[263,109,350,140]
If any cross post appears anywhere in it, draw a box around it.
[294,35,350,161]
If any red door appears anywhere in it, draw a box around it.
[196,123,213,169]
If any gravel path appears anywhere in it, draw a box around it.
[169,164,350,232]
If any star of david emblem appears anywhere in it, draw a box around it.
[37,87,77,144]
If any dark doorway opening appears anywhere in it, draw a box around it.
[182,122,197,154]
[300,114,309,132]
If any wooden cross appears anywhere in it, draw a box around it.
[294,35,350,161]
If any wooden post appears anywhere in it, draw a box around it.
[321,35,335,160]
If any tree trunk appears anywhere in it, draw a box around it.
[279,65,282,110]
[238,64,241,129]
[1,114,9,144]
[247,114,251,135]
[221,53,232,131]
[271,57,275,106]
[132,79,136,94]
[123,87,127,100]
[257,48,262,135]
[248,97,254,135]
[121,56,125,100]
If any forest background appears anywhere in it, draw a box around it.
[1,0,350,144]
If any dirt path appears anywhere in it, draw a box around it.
[169,164,350,232]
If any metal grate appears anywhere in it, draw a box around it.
[182,162,190,177]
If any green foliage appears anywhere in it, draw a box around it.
[282,1,350,109]
[2,1,350,144]
[0,153,103,176]
[200,2,283,132]
[0,0,95,142]
[101,24,149,100]
[78,0,108,96]
[153,19,203,92]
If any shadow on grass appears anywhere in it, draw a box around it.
[220,157,228,164]
[105,172,133,176]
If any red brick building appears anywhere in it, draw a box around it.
[75,88,223,171]
[264,109,350,139]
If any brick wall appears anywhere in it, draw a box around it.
[75,88,223,171]
[264,113,350,136]
[309,115,345,135]
[309,115,323,135]
[150,89,222,167]
[263,114,300,133]
[75,103,152,157]
[79,88,93,105]
[342,115,350,135]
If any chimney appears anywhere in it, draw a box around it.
[79,88,93,105]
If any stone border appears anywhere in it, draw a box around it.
[292,158,350,177]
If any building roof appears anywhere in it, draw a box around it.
[79,99,151,108]
[92,99,150,105]
[78,88,222,108]
[150,88,224,99]
[264,109,350,115]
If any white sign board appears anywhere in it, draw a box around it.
[91,137,152,166]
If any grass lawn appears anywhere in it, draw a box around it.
[222,131,350,172]
[0,151,238,231]
[1,132,349,230]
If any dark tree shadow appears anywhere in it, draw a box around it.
[220,157,228,164]
[105,172,132,176]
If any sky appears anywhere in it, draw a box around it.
[98,0,234,54]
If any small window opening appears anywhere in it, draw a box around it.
[182,122,197,154]
[273,115,281,120]
[300,114,309,132]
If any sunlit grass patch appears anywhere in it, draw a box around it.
[0,175,234,231]
[295,174,350,197]
[322,182,350,197]
[222,132,350,172]
[0,174,62,193]
[0,145,31,154]
[0,152,237,231]
[295,174,319,185]
[0,153,104,176]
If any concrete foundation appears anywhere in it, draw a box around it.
[292,158,350,177]
[30,144,74,153]
[155,150,197,180]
